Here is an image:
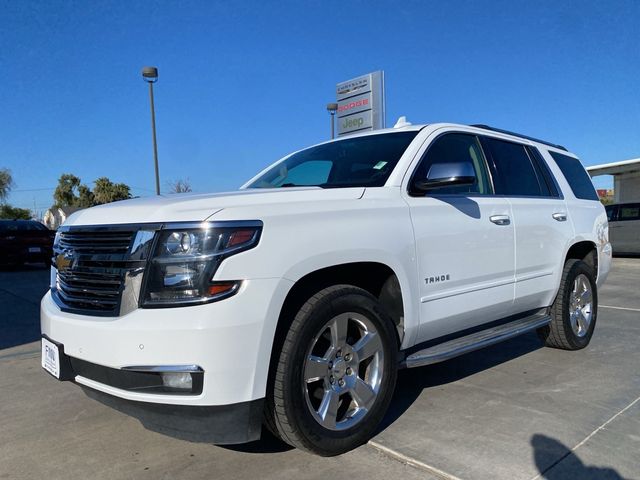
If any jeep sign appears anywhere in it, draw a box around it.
[336,71,385,136]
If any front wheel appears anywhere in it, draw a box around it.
[265,285,398,456]
[538,259,598,350]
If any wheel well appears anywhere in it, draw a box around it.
[275,262,405,349]
[565,241,598,277]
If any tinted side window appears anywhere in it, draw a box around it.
[527,147,560,197]
[618,204,640,221]
[482,137,543,196]
[410,133,492,195]
[548,152,599,201]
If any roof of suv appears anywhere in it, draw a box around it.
[469,124,568,151]
[337,122,568,153]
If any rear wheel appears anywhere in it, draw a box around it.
[538,259,597,350]
[265,285,398,456]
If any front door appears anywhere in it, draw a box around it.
[404,132,516,344]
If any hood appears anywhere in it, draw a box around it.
[63,187,365,226]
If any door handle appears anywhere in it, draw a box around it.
[552,212,567,222]
[490,215,511,226]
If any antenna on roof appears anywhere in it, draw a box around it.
[393,116,412,128]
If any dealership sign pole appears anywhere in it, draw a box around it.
[336,71,385,136]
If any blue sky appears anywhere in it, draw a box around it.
[1,0,638,213]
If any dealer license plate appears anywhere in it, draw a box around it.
[41,338,60,378]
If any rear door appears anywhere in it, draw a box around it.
[480,137,573,313]
[403,132,516,343]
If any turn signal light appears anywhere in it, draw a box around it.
[207,282,239,296]
[226,229,256,248]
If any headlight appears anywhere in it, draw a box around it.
[141,221,262,307]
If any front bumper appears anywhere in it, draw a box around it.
[41,277,290,407]
[41,276,291,444]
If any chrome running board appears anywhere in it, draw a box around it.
[402,312,551,369]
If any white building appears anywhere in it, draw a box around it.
[587,158,640,203]
[43,206,79,230]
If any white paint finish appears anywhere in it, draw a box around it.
[510,197,573,312]
[213,186,421,348]
[41,122,613,413]
[41,277,292,406]
[402,193,515,343]
[537,148,611,288]
[64,187,365,226]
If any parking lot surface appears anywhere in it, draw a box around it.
[1,259,638,479]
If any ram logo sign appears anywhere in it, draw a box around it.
[335,71,385,136]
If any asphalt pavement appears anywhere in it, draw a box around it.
[0,259,638,479]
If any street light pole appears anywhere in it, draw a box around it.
[142,66,160,195]
[327,103,338,139]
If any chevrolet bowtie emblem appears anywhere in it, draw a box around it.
[55,251,74,271]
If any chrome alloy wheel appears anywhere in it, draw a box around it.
[569,273,593,338]
[303,312,385,431]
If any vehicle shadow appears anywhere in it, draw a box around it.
[222,428,294,454]
[81,386,294,453]
[531,433,629,479]
[377,331,543,434]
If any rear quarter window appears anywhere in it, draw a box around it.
[548,151,599,201]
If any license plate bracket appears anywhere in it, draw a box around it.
[41,335,75,381]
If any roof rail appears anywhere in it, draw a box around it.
[470,124,568,152]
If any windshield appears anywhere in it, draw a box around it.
[246,131,418,189]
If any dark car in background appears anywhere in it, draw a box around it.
[0,220,55,266]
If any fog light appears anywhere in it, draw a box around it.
[161,372,193,390]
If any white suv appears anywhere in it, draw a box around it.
[41,122,611,455]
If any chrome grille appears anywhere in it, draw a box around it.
[52,228,151,316]
[58,231,134,254]
[56,269,123,312]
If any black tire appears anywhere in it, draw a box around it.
[265,285,398,456]
[538,259,598,350]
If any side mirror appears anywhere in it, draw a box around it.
[414,161,476,191]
